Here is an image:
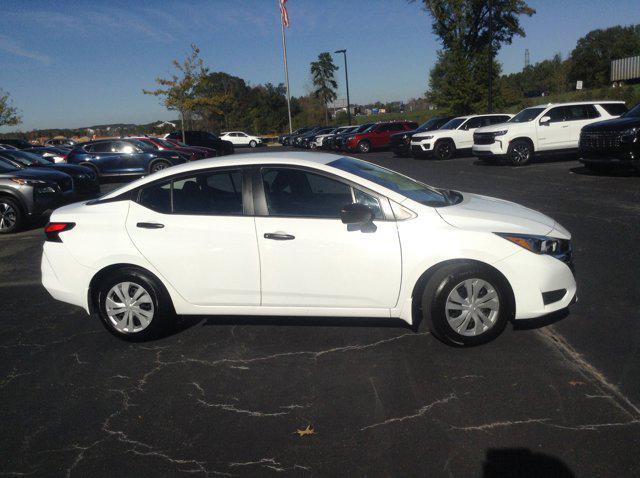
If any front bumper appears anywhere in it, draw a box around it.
[495,250,577,320]
[472,141,508,157]
[410,141,433,155]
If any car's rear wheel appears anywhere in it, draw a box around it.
[358,140,371,153]
[249,140,257,148]
[96,268,174,341]
[0,197,22,234]
[434,140,454,160]
[149,160,170,174]
[507,140,533,166]
[421,264,511,346]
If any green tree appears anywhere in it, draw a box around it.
[310,52,339,125]
[143,44,223,142]
[417,0,535,112]
[0,89,21,128]
[569,25,640,88]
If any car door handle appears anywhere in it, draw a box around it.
[264,233,295,241]
[137,222,164,229]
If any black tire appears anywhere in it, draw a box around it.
[357,140,371,153]
[434,140,455,160]
[149,160,170,174]
[507,140,533,166]
[584,162,613,175]
[420,263,512,346]
[96,268,175,341]
[80,162,101,181]
[0,197,22,234]
[249,140,257,148]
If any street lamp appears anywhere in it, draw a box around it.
[334,49,351,125]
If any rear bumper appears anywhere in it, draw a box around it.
[42,243,93,313]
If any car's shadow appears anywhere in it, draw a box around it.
[569,165,638,177]
[472,153,580,167]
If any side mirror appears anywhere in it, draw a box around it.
[539,116,551,125]
[341,203,374,225]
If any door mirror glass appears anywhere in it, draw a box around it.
[341,203,374,225]
[539,115,551,125]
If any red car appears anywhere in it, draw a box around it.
[163,138,217,158]
[345,121,418,153]
[129,137,206,161]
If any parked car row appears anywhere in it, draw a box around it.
[0,150,100,234]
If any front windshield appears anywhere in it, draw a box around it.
[155,138,178,148]
[360,124,377,133]
[509,107,546,123]
[440,118,465,130]
[624,103,640,118]
[416,118,440,132]
[0,150,49,166]
[329,156,451,207]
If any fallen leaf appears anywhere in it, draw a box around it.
[294,425,315,437]
[569,380,585,386]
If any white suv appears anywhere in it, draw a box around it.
[411,114,512,160]
[220,131,263,148]
[472,101,627,165]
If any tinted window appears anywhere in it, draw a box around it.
[563,105,591,121]
[601,103,627,116]
[0,159,18,172]
[546,107,566,122]
[488,115,511,125]
[173,171,243,215]
[509,108,545,123]
[388,124,405,132]
[90,142,112,153]
[262,168,352,218]
[464,117,484,129]
[440,118,466,130]
[139,181,171,213]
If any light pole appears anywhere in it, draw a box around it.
[334,49,351,125]
[488,0,493,113]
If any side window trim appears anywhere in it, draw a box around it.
[136,166,253,216]
[252,164,395,221]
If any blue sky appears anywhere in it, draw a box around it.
[1,0,638,131]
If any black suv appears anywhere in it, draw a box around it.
[167,131,234,155]
[390,116,453,157]
[579,103,640,174]
[0,158,67,233]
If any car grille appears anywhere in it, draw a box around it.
[579,131,622,151]
[474,133,495,145]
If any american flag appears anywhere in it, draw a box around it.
[280,0,289,28]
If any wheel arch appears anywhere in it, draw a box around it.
[87,263,175,315]
[0,187,28,214]
[409,258,516,325]
[509,136,535,152]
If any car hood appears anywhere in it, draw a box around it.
[475,122,525,134]
[13,167,70,182]
[42,164,94,177]
[413,129,457,139]
[582,115,640,132]
[435,192,564,237]
[391,130,419,140]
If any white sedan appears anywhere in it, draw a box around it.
[41,152,576,346]
[219,131,262,148]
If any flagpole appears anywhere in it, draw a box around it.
[280,13,293,134]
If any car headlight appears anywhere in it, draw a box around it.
[493,130,508,136]
[11,178,47,186]
[495,232,569,259]
[414,135,432,141]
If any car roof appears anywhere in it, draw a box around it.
[98,152,411,204]
[532,100,625,108]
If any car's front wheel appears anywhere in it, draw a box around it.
[96,268,175,341]
[249,140,257,148]
[434,140,455,160]
[507,140,533,166]
[357,140,371,153]
[421,264,511,346]
[149,160,170,174]
[0,197,22,234]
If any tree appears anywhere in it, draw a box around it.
[310,52,339,125]
[143,44,223,142]
[0,89,21,128]
[416,0,535,112]
[569,25,640,88]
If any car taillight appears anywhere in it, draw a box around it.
[44,222,75,242]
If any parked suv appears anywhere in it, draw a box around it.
[166,131,234,155]
[66,139,188,178]
[472,101,626,165]
[390,116,453,157]
[220,131,263,148]
[0,159,65,233]
[579,102,640,173]
[412,114,512,160]
[345,121,418,153]
[0,138,34,150]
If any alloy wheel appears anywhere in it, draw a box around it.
[0,202,17,231]
[511,144,531,164]
[105,282,155,334]
[445,278,500,336]
[151,163,167,173]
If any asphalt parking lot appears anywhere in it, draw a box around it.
[2,149,639,477]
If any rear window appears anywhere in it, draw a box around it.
[601,103,627,116]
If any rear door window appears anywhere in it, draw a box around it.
[601,103,627,116]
